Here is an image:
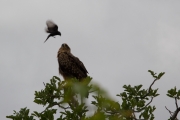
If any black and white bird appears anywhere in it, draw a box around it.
[44,20,61,43]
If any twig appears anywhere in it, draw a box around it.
[165,106,173,117]
[43,82,46,87]
[175,97,178,109]
[132,109,137,120]
[165,96,180,120]
[103,106,121,115]
[141,79,157,99]
[52,102,70,109]
[41,101,70,114]
[134,97,154,112]
[41,105,51,114]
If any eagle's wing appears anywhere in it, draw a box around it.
[71,54,88,74]
[46,20,58,33]
[58,52,88,80]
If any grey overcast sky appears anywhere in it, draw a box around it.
[1,1,180,119]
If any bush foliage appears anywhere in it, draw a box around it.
[6,70,180,120]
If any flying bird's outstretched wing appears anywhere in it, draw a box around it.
[44,20,61,43]
[45,20,58,33]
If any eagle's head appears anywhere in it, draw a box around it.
[60,43,71,52]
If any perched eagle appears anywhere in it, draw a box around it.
[57,43,88,80]
[44,20,61,43]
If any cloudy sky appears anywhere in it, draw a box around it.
[1,1,180,119]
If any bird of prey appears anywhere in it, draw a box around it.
[57,43,88,81]
[44,20,61,43]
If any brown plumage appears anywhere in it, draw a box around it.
[57,43,88,80]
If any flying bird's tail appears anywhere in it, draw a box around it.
[44,34,51,43]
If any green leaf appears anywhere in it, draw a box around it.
[148,70,157,79]
[157,72,165,79]
[53,76,61,81]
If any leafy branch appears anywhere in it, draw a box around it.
[7,70,168,120]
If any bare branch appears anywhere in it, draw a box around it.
[132,109,137,120]
[104,110,119,114]
[41,105,52,114]
[41,101,69,114]
[165,96,180,120]
[165,106,173,117]
[141,79,158,99]
[52,102,70,109]
[175,97,178,109]
[171,107,180,120]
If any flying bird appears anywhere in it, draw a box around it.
[44,20,61,43]
[57,43,88,81]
